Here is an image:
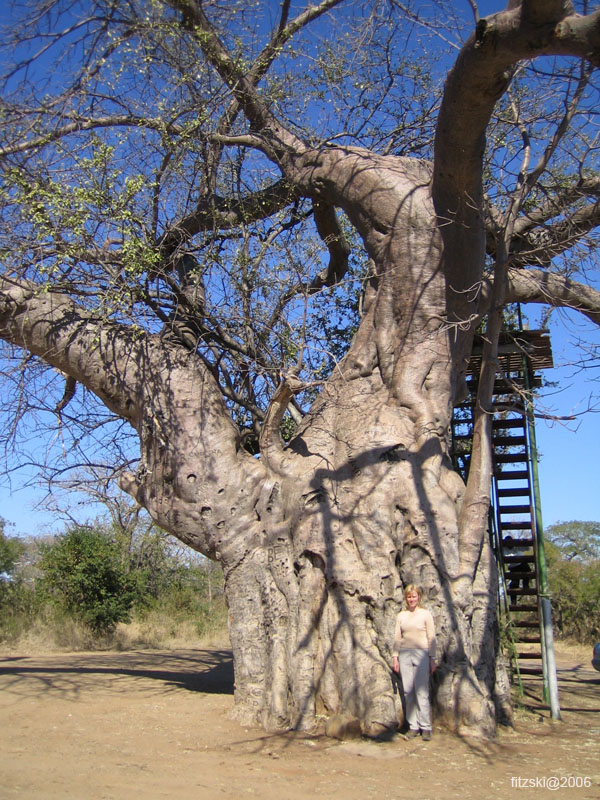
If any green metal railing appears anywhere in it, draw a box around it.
[522,364,561,720]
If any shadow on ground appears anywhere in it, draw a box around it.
[0,648,234,700]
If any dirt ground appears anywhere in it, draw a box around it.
[0,640,598,800]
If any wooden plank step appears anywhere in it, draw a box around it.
[501,520,533,530]
[492,418,526,429]
[502,536,534,546]
[494,452,528,463]
[495,470,529,480]
[467,378,526,390]
[509,605,538,613]
[505,570,537,579]
[512,619,540,626]
[516,636,542,644]
[493,437,527,449]
[498,504,531,514]
[503,554,536,563]
[492,402,525,412]
[493,388,524,398]
[507,588,538,596]
[517,652,543,659]
[497,487,531,498]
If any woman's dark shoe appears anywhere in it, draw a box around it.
[422,729,432,741]
[406,729,420,739]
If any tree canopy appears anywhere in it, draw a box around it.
[546,520,600,561]
[1,0,598,489]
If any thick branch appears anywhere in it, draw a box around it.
[433,3,600,301]
[160,179,298,250]
[521,0,575,26]
[0,277,263,558]
[258,372,305,470]
[310,202,351,288]
[485,178,600,265]
[0,278,144,426]
[503,267,600,325]
[513,177,600,238]
[509,199,600,267]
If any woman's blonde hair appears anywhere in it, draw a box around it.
[403,584,422,606]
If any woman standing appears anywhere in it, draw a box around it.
[392,584,437,741]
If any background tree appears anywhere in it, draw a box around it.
[0,519,41,644]
[0,517,23,578]
[545,521,600,643]
[546,520,600,562]
[0,0,600,735]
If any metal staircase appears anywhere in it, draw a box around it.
[492,402,543,677]
[452,329,560,717]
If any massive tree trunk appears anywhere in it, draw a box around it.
[221,373,499,736]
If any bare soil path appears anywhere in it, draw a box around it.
[0,642,598,800]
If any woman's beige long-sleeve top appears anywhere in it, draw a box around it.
[392,607,436,658]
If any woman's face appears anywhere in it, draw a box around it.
[405,590,419,611]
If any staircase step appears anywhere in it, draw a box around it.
[507,588,538,595]
[466,377,526,390]
[512,619,540,626]
[493,436,527,447]
[494,452,528,464]
[492,418,526,429]
[516,636,542,644]
[501,520,533,530]
[495,470,529,480]
[503,554,536,563]
[492,402,525,413]
[505,570,537,579]
[517,651,543,659]
[497,487,531,498]
[493,389,525,399]
[498,504,531,515]
[503,536,534,546]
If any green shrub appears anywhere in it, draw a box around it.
[0,532,24,577]
[0,581,43,643]
[39,526,136,634]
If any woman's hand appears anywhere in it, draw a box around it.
[430,657,437,675]
[392,655,400,674]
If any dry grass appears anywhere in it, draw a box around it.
[112,610,230,651]
[0,601,229,654]
[553,637,594,662]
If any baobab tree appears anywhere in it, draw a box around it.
[0,0,599,736]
